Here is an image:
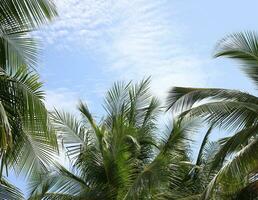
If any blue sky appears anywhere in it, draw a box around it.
[37,0,258,116]
[8,0,258,195]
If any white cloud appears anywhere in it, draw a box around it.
[44,88,80,113]
[39,0,211,104]
[38,0,214,167]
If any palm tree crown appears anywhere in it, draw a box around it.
[167,31,258,199]
[29,78,201,200]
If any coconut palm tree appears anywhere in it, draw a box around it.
[0,0,58,198]
[166,31,258,199]
[28,79,199,200]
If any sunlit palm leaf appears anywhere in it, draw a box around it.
[0,30,38,70]
[166,87,258,113]
[214,31,258,87]
[51,109,90,161]
[29,166,89,199]
[104,81,131,118]
[0,0,57,70]
[181,101,258,132]
[0,65,58,177]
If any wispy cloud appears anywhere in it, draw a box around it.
[40,0,212,105]
[45,88,81,113]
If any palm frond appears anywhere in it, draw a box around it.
[7,125,57,178]
[28,166,90,199]
[210,125,258,172]
[104,81,131,118]
[0,178,24,200]
[166,87,258,113]
[78,101,98,132]
[51,109,90,161]
[51,108,107,189]
[0,101,12,150]
[181,101,258,132]
[127,77,153,126]
[0,0,57,70]
[0,0,57,28]
[0,30,38,70]
[1,65,47,132]
[123,119,196,199]
[0,65,58,177]
[195,126,213,167]
[201,137,258,199]
[214,31,258,87]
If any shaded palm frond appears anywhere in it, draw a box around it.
[201,137,258,199]
[0,65,58,177]
[123,119,197,199]
[210,125,258,173]
[0,178,24,200]
[195,126,214,167]
[0,0,57,28]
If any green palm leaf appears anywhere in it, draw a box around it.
[123,119,197,199]
[166,87,258,113]
[0,0,57,70]
[195,126,213,167]
[210,125,258,173]
[0,65,58,178]
[201,137,258,199]
[0,0,57,28]
[214,31,258,87]
[181,101,258,131]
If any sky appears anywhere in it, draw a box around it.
[8,0,258,196]
[38,0,258,116]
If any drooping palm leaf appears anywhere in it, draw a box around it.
[195,126,213,167]
[166,87,258,114]
[180,101,258,132]
[165,31,258,199]
[214,31,258,87]
[28,165,99,200]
